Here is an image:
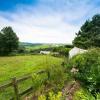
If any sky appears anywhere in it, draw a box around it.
[0,0,100,44]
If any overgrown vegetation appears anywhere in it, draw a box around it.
[52,46,71,57]
[66,48,100,99]
[38,91,62,100]
[73,88,95,100]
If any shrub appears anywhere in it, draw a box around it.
[38,91,62,100]
[64,44,74,48]
[59,48,71,57]
[73,88,95,100]
[46,64,67,91]
[17,45,26,53]
[32,73,46,94]
[31,64,67,96]
[52,47,71,57]
[67,48,100,96]
[96,93,100,100]
[38,94,46,100]
[48,91,62,100]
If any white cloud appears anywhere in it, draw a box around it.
[0,0,100,43]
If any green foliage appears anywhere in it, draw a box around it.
[64,44,74,48]
[0,26,19,55]
[46,64,67,91]
[31,64,67,95]
[73,14,100,49]
[18,45,26,53]
[52,46,71,57]
[38,94,46,100]
[96,93,100,100]
[32,73,46,93]
[59,48,71,57]
[67,48,100,96]
[73,88,95,100]
[48,91,62,100]
[38,91,62,100]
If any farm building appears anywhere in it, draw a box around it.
[69,47,87,58]
[40,51,51,55]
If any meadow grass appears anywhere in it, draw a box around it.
[0,55,63,100]
[0,55,63,83]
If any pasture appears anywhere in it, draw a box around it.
[0,55,63,99]
[0,55,63,84]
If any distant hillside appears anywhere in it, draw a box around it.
[19,42,42,46]
[19,42,56,50]
[19,42,73,51]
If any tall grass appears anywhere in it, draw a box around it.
[0,55,64,99]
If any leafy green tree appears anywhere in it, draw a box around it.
[0,27,19,55]
[0,32,4,55]
[73,14,100,49]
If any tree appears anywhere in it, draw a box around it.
[0,27,19,55]
[73,14,100,49]
[0,32,4,55]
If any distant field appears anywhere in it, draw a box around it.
[0,55,63,84]
[0,55,63,100]
[20,42,65,51]
[25,44,52,50]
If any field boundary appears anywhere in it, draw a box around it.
[0,70,49,100]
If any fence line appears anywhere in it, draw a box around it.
[0,70,49,100]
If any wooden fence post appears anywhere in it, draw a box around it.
[47,71,50,80]
[12,77,20,100]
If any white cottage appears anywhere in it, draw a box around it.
[69,47,87,58]
[40,51,51,55]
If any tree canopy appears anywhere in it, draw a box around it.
[0,27,19,55]
[73,14,100,49]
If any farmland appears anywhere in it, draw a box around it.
[0,55,64,99]
[0,55,63,84]
[25,44,54,51]
[20,42,65,51]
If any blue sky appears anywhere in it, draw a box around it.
[0,0,37,11]
[0,0,100,43]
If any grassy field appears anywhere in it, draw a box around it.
[25,44,52,50]
[0,55,63,99]
[23,43,65,51]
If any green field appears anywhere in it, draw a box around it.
[20,43,65,51]
[25,44,52,50]
[0,55,63,99]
